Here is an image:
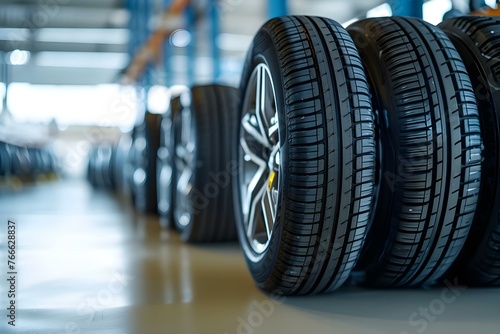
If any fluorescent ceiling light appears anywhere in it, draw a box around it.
[36,28,129,44]
[7,83,137,127]
[35,52,129,69]
[0,28,30,42]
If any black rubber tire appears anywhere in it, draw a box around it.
[12,146,31,179]
[94,145,106,188]
[235,16,376,295]
[439,16,500,286]
[157,96,181,227]
[99,144,115,190]
[87,146,98,187]
[174,85,239,243]
[40,147,52,176]
[0,142,11,177]
[112,135,132,194]
[27,148,41,177]
[347,17,482,287]
[132,112,162,214]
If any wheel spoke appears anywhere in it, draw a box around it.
[240,137,267,236]
[247,181,267,239]
[241,114,271,149]
[268,111,279,139]
[176,159,192,196]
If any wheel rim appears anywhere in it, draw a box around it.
[239,63,280,255]
[175,96,196,227]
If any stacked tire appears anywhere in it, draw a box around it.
[0,141,57,185]
[231,15,500,295]
[129,112,162,214]
[438,16,500,286]
[87,143,116,190]
[101,14,500,295]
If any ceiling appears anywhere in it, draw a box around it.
[0,0,388,86]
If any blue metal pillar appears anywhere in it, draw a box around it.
[143,0,153,108]
[389,0,423,18]
[163,0,173,86]
[127,0,139,58]
[210,0,221,81]
[268,0,288,19]
[186,4,196,86]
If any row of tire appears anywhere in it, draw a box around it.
[88,15,500,295]
[0,140,57,182]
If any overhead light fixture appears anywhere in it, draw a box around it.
[170,29,192,48]
[0,28,30,42]
[8,50,30,66]
[35,28,129,45]
[35,51,129,69]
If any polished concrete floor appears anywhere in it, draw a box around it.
[0,179,499,334]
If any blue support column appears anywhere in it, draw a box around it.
[389,0,423,18]
[127,0,138,57]
[210,0,221,81]
[142,0,152,110]
[186,4,196,86]
[268,0,288,19]
[163,0,173,86]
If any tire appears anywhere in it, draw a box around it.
[87,146,98,187]
[174,85,239,242]
[131,112,162,214]
[98,144,115,190]
[347,17,482,287]
[157,96,182,227]
[0,142,11,177]
[12,146,31,179]
[27,148,41,177]
[439,16,500,286]
[112,135,132,194]
[40,149,51,176]
[234,16,376,295]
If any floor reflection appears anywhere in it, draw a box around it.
[0,179,498,334]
